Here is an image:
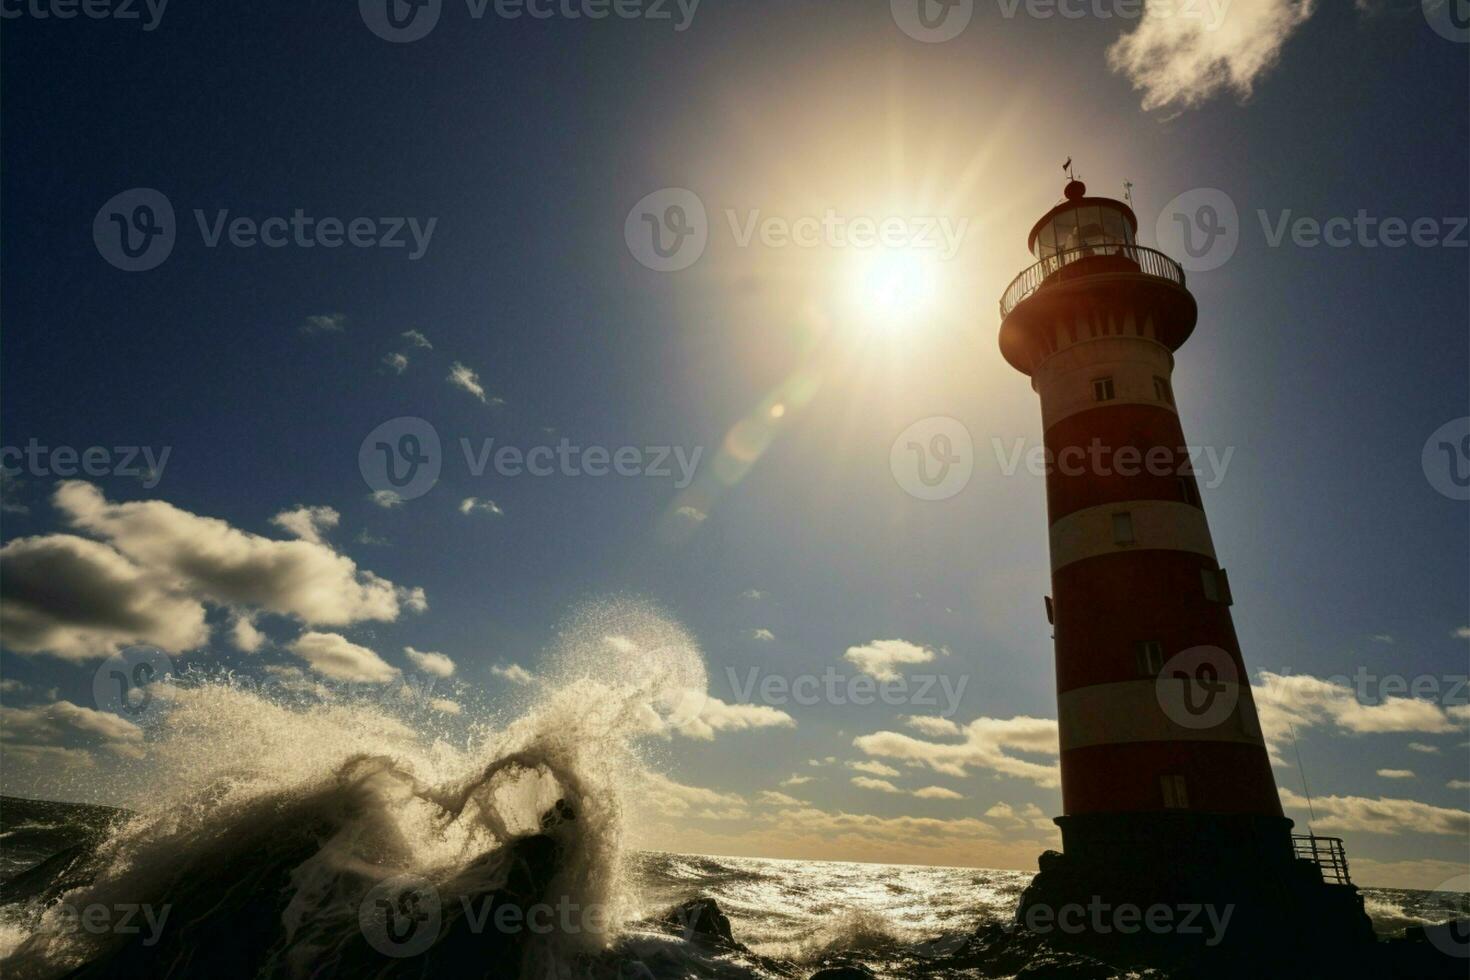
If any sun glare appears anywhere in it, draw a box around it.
[846,246,942,333]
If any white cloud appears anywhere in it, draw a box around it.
[854,715,1060,787]
[1279,788,1468,837]
[491,663,535,686]
[742,589,765,600]
[843,639,940,682]
[1107,0,1318,113]
[369,490,404,509]
[848,760,901,777]
[404,646,456,678]
[429,698,462,715]
[38,482,424,637]
[780,774,815,787]
[230,612,265,653]
[448,361,488,403]
[301,313,346,334]
[912,786,965,800]
[640,772,748,820]
[674,696,795,740]
[906,715,962,737]
[459,497,503,517]
[1448,780,1470,791]
[852,776,902,794]
[1371,634,1394,645]
[383,352,409,374]
[757,790,804,806]
[1407,743,1440,755]
[1454,627,1470,640]
[402,329,432,349]
[1376,769,1415,779]
[748,628,775,642]
[984,802,1055,832]
[270,505,340,545]
[0,533,210,660]
[289,631,398,684]
[676,505,708,524]
[1254,671,1465,765]
[2,701,144,745]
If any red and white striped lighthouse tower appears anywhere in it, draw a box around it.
[999,178,1371,951]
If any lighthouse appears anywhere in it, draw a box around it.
[1000,177,1373,958]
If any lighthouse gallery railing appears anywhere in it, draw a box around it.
[1292,834,1353,886]
[999,244,1187,319]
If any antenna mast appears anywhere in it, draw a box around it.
[1288,722,1318,832]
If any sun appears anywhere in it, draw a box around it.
[844,246,943,334]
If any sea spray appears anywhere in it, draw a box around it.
[1,598,714,979]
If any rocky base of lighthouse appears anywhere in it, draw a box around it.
[1008,841,1469,978]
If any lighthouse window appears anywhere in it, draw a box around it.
[1092,377,1115,402]
[1135,641,1164,676]
[1201,568,1234,605]
[1161,775,1190,809]
[1153,376,1174,405]
[1111,512,1135,545]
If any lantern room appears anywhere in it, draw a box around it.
[1027,179,1138,260]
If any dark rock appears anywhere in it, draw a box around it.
[1013,952,1119,979]
[661,897,735,946]
[808,966,876,980]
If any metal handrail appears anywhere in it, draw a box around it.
[1292,834,1352,885]
[999,244,1187,319]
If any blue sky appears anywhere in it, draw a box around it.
[1,0,1467,888]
